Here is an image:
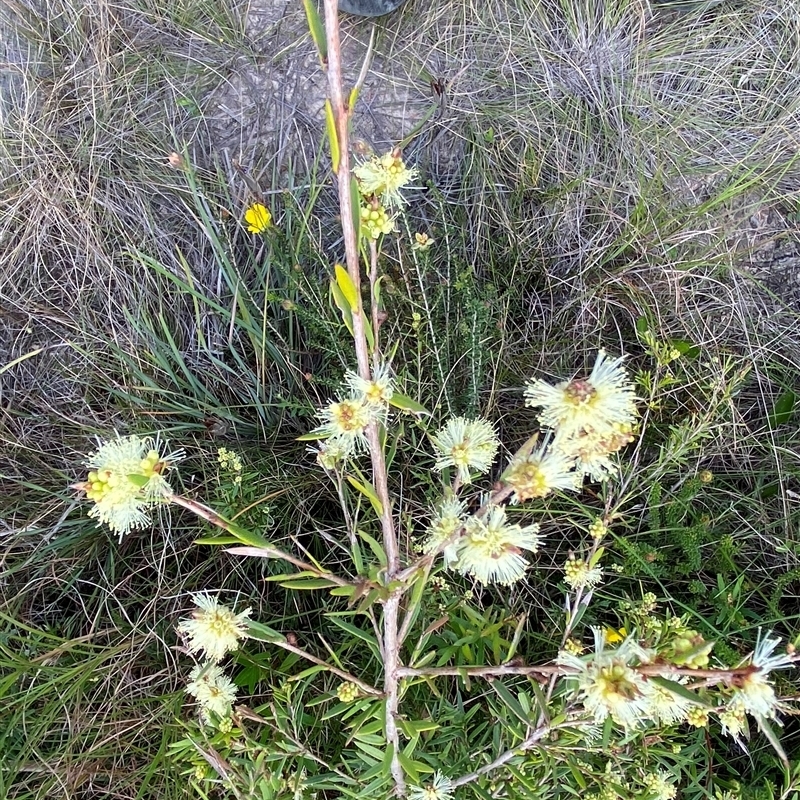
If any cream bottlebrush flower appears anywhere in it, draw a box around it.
[83,435,181,538]
[646,677,699,725]
[455,505,541,586]
[186,662,238,723]
[718,707,748,739]
[431,417,500,484]
[727,631,795,720]
[423,496,468,566]
[178,593,252,662]
[557,423,637,482]
[310,438,352,471]
[407,771,454,800]
[313,396,377,454]
[557,628,657,730]
[564,556,603,590]
[503,443,581,503]
[525,350,639,440]
[345,363,394,408]
[353,151,418,208]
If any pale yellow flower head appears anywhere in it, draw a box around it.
[727,631,795,721]
[178,593,252,662]
[643,771,678,800]
[83,435,182,539]
[407,771,454,800]
[431,416,499,484]
[525,350,639,442]
[354,150,418,208]
[503,444,580,502]
[244,202,272,233]
[556,423,637,481]
[423,496,468,566]
[564,555,603,590]
[557,628,657,730]
[345,364,394,408]
[313,396,378,455]
[412,232,434,251]
[455,505,541,586]
[186,662,238,724]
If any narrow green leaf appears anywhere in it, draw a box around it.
[347,476,383,517]
[302,0,328,64]
[357,529,388,567]
[491,681,531,727]
[353,739,385,762]
[757,716,790,767]
[388,393,430,415]
[768,389,796,428]
[351,177,362,243]
[397,751,421,783]
[225,521,274,549]
[278,577,340,590]
[194,535,241,546]
[363,315,375,351]
[297,430,328,442]
[246,620,287,644]
[325,100,340,173]
[649,675,714,707]
[326,616,382,660]
[127,473,149,488]
[330,278,355,335]
[335,263,359,310]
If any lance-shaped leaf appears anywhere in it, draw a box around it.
[302,0,327,65]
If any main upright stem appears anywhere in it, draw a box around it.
[320,2,404,792]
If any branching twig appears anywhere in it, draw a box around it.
[320,1,404,791]
[450,724,554,789]
[268,638,382,697]
[169,494,352,587]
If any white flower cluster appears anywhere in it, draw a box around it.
[422,351,638,586]
[424,499,541,586]
[522,350,639,485]
[178,593,252,726]
[557,628,796,735]
[310,364,394,465]
[82,435,183,539]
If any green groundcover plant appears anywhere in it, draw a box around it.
[69,2,799,799]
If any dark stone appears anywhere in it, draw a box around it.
[338,0,405,16]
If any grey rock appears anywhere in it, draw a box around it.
[338,0,405,17]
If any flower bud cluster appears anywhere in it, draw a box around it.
[81,435,182,538]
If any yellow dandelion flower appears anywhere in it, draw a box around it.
[244,202,272,233]
[177,593,252,662]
